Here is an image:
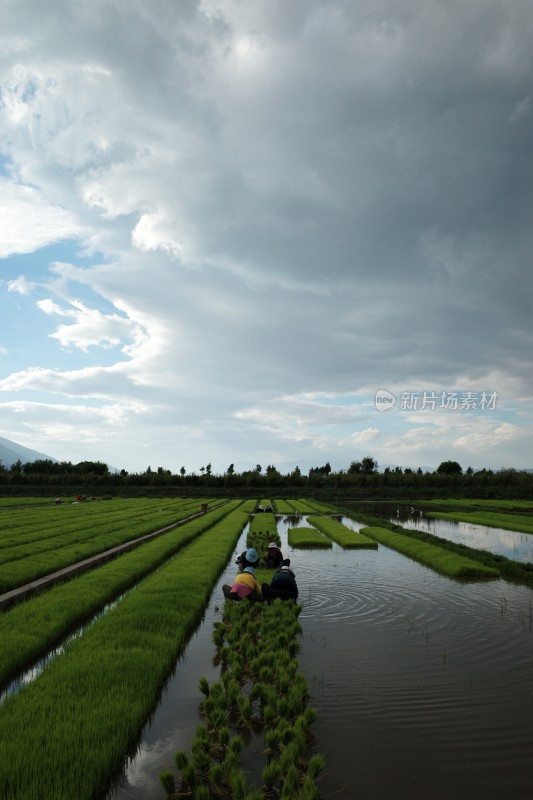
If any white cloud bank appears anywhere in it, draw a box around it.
[0,0,532,472]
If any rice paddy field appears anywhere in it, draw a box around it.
[1,497,533,799]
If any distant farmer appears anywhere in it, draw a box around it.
[265,542,286,569]
[235,547,259,571]
[222,566,262,602]
[262,566,298,603]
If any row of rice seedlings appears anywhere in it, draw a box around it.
[0,501,257,800]
[0,496,215,550]
[161,599,325,799]
[0,502,241,690]
[0,497,57,508]
[272,499,296,514]
[0,498,226,594]
[0,498,214,564]
[287,500,320,514]
[424,510,533,535]
[307,515,378,549]
[248,512,280,562]
[301,499,339,514]
[421,498,533,511]
[360,526,500,578]
[0,496,205,544]
[288,527,332,549]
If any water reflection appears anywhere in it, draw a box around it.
[108,514,533,800]
[392,513,533,563]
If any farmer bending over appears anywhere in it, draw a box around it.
[223,566,262,602]
[262,566,298,603]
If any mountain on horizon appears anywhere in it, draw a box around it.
[0,436,58,469]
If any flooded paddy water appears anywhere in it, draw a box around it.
[393,511,533,564]
[109,514,533,800]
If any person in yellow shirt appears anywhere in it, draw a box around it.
[222,566,262,601]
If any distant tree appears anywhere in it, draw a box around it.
[347,460,362,474]
[256,464,262,474]
[206,463,212,476]
[180,466,186,477]
[436,460,463,475]
[361,456,378,474]
[227,463,235,476]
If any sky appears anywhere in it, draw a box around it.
[1,0,532,476]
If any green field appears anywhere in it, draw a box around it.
[1,494,528,799]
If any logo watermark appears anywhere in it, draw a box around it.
[375,390,498,412]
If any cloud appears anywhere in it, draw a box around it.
[0,0,532,472]
[0,179,80,257]
[8,275,36,294]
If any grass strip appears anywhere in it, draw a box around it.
[307,515,378,549]
[0,501,256,800]
[161,600,324,800]
[360,526,500,578]
[0,503,241,690]
[288,527,332,549]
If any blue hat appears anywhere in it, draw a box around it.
[246,547,259,563]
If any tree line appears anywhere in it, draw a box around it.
[1,457,532,500]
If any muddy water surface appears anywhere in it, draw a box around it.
[109,515,533,800]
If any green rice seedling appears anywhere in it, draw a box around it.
[263,702,277,725]
[229,735,243,755]
[277,696,290,717]
[291,724,308,758]
[230,767,249,799]
[198,676,210,696]
[288,526,332,548]
[218,725,230,746]
[297,776,320,800]
[174,750,189,770]
[307,753,326,780]
[181,762,196,788]
[263,759,282,788]
[287,684,306,717]
[360,526,500,578]
[194,785,211,800]
[281,762,300,798]
[265,727,281,752]
[159,769,176,796]
[244,790,264,800]
[277,719,293,745]
[192,747,211,777]
[209,762,225,787]
[307,514,378,549]
[237,696,252,723]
